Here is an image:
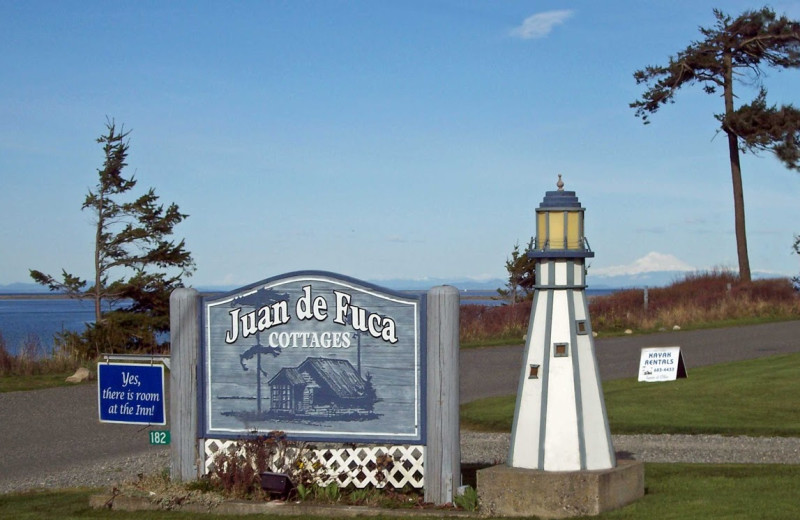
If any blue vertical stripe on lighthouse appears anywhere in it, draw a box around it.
[538,259,555,470]
[567,259,587,469]
[582,286,617,468]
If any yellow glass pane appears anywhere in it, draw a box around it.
[566,211,580,249]
[549,211,565,249]
[537,212,547,248]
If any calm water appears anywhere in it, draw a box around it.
[0,288,619,357]
[0,298,103,356]
[460,288,617,306]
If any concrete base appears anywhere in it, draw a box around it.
[476,460,644,518]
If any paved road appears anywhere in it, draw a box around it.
[2,320,799,489]
[459,320,800,403]
[0,383,156,487]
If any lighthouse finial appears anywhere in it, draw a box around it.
[556,174,564,191]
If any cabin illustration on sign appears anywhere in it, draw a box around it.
[268,357,379,418]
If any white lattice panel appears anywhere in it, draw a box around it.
[203,439,424,489]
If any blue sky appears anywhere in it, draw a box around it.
[2,1,799,289]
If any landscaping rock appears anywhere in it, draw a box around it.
[66,367,90,383]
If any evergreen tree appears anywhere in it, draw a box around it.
[498,238,536,303]
[30,120,195,357]
[631,7,800,282]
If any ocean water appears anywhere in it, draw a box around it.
[0,288,619,357]
[460,288,617,306]
[0,298,102,356]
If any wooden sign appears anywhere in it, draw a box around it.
[201,271,425,443]
[637,346,687,382]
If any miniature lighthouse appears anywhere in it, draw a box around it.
[508,176,615,472]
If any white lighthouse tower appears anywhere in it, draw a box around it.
[508,176,615,472]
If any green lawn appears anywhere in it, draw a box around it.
[0,372,80,393]
[600,464,800,520]
[461,353,800,436]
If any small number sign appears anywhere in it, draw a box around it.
[149,430,171,445]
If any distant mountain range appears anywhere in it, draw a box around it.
[0,282,54,294]
[589,270,693,289]
[0,270,787,295]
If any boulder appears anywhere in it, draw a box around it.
[66,367,90,383]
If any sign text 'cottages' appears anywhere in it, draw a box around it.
[202,271,425,443]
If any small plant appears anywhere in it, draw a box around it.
[454,485,478,511]
[346,487,372,505]
[370,452,396,484]
[184,476,217,493]
[207,431,326,499]
[294,483,313,501]
[318,482,341,503]
[0,333,12,375]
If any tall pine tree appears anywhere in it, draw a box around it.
[631,7,800,282]
[31,120,195,357]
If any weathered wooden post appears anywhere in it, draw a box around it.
[425,285,460,505]
[169,287,200,482]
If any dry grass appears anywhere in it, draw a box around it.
[0,332,78,377]
[460,271,800,343]
[590,271,800,334]
[460,300,531,345]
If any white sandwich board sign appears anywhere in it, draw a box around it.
[637,346,687,382]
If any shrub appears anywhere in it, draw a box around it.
[461,271,800,340]
[460,301,530,344]
[589,271,800,334]
[207,431,325,499]
[0,331,78,377]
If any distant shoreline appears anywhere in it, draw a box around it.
[0,290,607,302]
[0,293,73,300]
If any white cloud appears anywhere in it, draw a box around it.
[593,252,695,276]
[510,10,574,40]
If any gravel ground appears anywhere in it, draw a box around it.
[4,433,800,494]
[460,432,800,465]
[0,449,170,494]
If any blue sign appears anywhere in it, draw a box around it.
[202,271,425,443]
[98,363,166,425]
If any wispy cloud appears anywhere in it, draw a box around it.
[510,10,574,40]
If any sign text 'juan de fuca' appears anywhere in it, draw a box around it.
[202,271,425,443]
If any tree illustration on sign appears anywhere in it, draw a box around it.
[230,288,288,414]
[239,332,280,414]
